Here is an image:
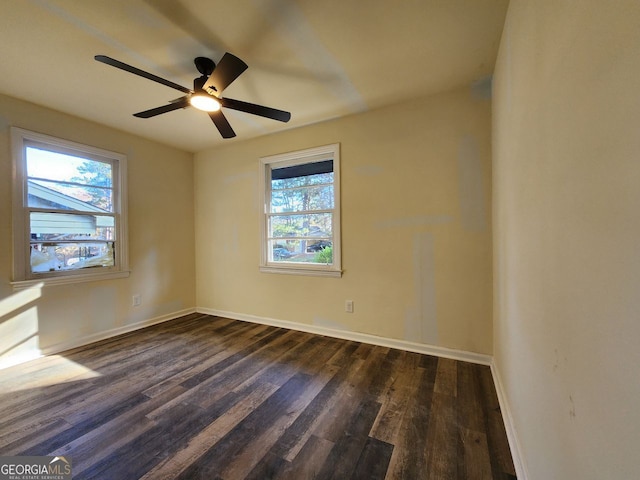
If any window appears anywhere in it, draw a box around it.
[11,128,128,288]
[260,143,341,277]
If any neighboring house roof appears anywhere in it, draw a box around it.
[27,180,108,213]
[28,180,113,234]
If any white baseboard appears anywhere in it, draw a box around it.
[39,307,197,356]
[197,307,492,366]
[490,360,529,480]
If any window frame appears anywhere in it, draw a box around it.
[259,143,342,277]
[10,127,129,289]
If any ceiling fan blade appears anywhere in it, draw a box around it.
[221,97,291,123]
[209,111,236,138]
[95,55,191,94]
[202,53,248,94]
[133,97,190,118]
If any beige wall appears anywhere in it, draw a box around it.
[493,1,640,478]
[0,94,196,366]
[195,86,493,354]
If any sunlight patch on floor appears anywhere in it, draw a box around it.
[1,355,102,393]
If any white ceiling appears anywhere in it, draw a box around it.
[0,0,509,153]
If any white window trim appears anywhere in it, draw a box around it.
[259,143,342,277]
[10,127,129,290]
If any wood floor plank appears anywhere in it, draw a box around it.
[425,392,459,480]
[351,436,395,480]
[141,321,272,399]
[57,386,185,478]
[314,398,384,480]
[0,314,516,480]
[0,417,72,455]
[82,401,216,480]
[478,366,519,479]
[19,393,149,457]
[173,372,316,479]
[143,328,293,421]
[172,335,344,479]
[269,434,334,480]
[384,354,438,479]
[460,428,493,480]
[218,364,340,480]
[243,338,361,466]
[1,323,215,437]
[369,350,419,445]
[283,357,366,458]
[434,357,458,396]
[194,331,309,410]
[139,380,283,480]
[312,345,389,444]
[458,361,487,433]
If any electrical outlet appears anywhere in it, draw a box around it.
[345,300,354,313]
[132,294,142,307]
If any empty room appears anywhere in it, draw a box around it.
[1,1,638,479]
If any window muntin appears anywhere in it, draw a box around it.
[11,128,128,287]
[260,144,341,277]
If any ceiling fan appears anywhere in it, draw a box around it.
[94,53,291,139]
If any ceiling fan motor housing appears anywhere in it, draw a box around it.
[194,56,215,76]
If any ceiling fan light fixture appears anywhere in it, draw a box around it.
[189,92,221,112]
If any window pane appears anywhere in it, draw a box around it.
[269,240,333,264]
[26,147,112,187]
[30,242,115,273]
[28,179,113,212]
[271,185,334,213]
[269,213,332,238]
[30,212,115,240]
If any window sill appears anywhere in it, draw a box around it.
[260,265,342,278]
[11,270,131,291]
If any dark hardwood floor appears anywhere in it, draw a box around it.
[0,313,516,479]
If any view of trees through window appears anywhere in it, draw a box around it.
[268,169,334,264]
[26,145,116,273]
